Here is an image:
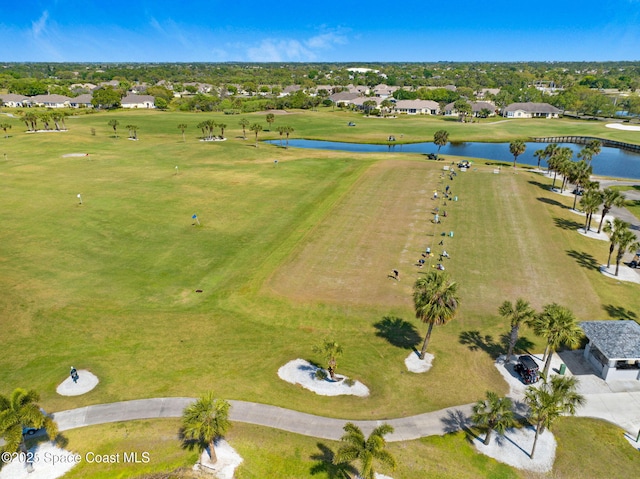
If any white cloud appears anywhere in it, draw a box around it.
[247,39,314,62]
[31,10,49,38]
[305,31,348,49]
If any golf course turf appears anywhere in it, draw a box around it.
[1,108,639,477]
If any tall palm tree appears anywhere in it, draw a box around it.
[249,123,263,147]
[413,271,460,360]
[334,423,396,479]
[550,147,573,192]
[0,388,58,457]
[533,148,545,170]
[472,391,516,445]
[238,118,250,140]
[177,123,187,142]
[276,125,286,147]
[525,375,585,459]
[218,123,227,139]
[579,188,603,232]
[433,129,449,154]
[568,160,592,210]
[265,112,275,130]
[108,119,119,138]
[596,188,626,233]
[604,218,628,268]
[313,339,343,380]
[284,126,294,148]
[541,143,558,171]
[532,303,583,378]
[577,140,602,165]
[181,392,231,465]
[509,140,526,168]
[499,298,536,362]
[23,112,38,132]
[614,228,640,276]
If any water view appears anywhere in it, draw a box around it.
[267,139,640,180]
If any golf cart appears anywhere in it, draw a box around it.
[514,355,540,384]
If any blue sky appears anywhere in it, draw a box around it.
[1,0,639,62]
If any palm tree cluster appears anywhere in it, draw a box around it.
[21,111,69,132]
[604,218,640,276]
[125,124,138,140]
[196,119,226,140]
[276,125,295,148]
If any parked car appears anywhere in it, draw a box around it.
[514,355,540,384]
[572,188,584,195]
[458,160,470,169]
[347,122,356,127]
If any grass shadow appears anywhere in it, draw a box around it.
[603,304,638,321]
[373,316,422,350]
[178,428,203,453]
[554,217,583,230]
[528,179,554,191]
[566,249,599,270]
[309,442,357,478]
[459,330,503,359]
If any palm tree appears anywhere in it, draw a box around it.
[577,140,602,165]
[334,423,396,479]
[555,148,574,192]
[181,392,231,465]
[604,218,628,268]
[23,112,38,132]
[218,123,227,139]
[596,188,626,233]
[567,160,592,210]
[50,112,63,130]
[313,339,343,380]
[0,122,11,138]
[509,140,526,168]
[471,391,516,445]
[579,188,603,232]
[276,125,286,147]
[525,375,585,459]
[108,119,119,138]
[614,228,640,276]
[533,149,545,170]
[265,113,275,130]
[39,112,51,130]
[413,271,460,360]
[363,100,378,116]
[532,303,583,378]
[284,126,294,148]
[238,118,250,140]
[433,129,449,154]
[499,298,536,362]
[249,123,263,147]
[125,124,138,140]
[0,388,58,458]
[177,123,187,142]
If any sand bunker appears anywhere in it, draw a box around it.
[61,153,90,157]
[278,359,369,397]
[605,123,640,131]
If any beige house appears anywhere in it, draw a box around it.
[502,102,561,118]
[393,99,439,115]
[444,101,496,117]
[26,94,71,108]
[0,93,28,107]
[121,94,156,109]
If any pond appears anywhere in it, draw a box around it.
[266,139,640,180]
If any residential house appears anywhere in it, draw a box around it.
[502,102,561,118]
[27,94,71,108]
[0,93,28,107]
[69,94,94,108]
[372,84,397,99]
[444,101,496,117]
[393,99,439,115]
[329,92,362,107]
[121,94,156,109]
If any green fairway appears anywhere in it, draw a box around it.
[1,108,639,477]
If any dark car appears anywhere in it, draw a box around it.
[457,160,470,169]
[514,355,540,384]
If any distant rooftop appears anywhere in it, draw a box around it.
[580,321,640,359]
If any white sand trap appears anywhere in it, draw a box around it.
[0,442,78,479]
[405,351,434,373]
[606,123,640,131]
[278,359,369,397]
[473,427,556,472]
[61,153,90,157]
[577,228,610,241]
[599,264,640,284]
[56,370,99,396]
[195,439,243,479]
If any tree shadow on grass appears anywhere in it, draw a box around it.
[459,330,503,359]
[506,335,536,357]
[603,304,638,321]
[374,316,422,350]
[538,197,569,209]
[528,179,553,191]
[566,249,599,270]
[554,217,583,230]
[309,443,357,478]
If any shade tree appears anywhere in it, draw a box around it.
[181,392,231,465]
[471,391,516,445]
[499,298,536,362]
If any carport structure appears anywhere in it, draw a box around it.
[580,321,640,381]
